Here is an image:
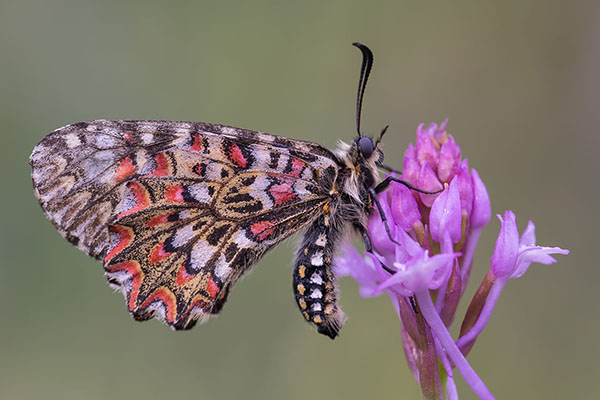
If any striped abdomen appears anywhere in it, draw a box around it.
[293,212,345,339]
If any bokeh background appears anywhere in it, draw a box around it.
[1,1,597,399]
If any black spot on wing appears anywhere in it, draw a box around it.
[225,193,253,203]
[206,224,231,246]
[224,243,239,263]
[289,149,318,163]
[193,219,208,230]
[269,152,280,169]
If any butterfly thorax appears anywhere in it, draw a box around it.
[330,138,383,225]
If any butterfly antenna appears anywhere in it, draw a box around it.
[375,125,388,147]
[352,42,374,138]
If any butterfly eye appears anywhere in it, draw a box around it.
[358,136,374,158]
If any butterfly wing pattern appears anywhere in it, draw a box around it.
[30,120,341,330]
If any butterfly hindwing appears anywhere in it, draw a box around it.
[30,119,338,329]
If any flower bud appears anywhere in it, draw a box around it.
[390,182,421,232]
[430,177,462,244]
[470,168,491,230]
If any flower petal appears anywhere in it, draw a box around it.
[470,168,491,230]
[520,220,536,246]
[416,124,439,168]
[333,244,364,277]
[335,246,391,298]
[430,177,462,243]
[376,251,457,294]
[402,144,420,187]
[491,211,520,278]
[418,162,443,207]
[367,195,397,257]
[391,182,421,232]
[456,160,474,217]
[438,137,460,183]
[511,246,570,279]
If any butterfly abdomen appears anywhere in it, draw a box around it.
[293,211,346,339]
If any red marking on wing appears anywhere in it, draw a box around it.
[190,132,204,152]
[290,158,306,177]
[207,277,220,298]
[270,179,297,206]
[146,212,176,228]
[229,143,247,168]
[123,131,134,144]
[175,263,193,286]
[185,295,211,315]
[149,242,171,264]
[250,220,275,241]
[105,225,133,263]
[105,261,143,311]
[165,185,184,202]
[150,153,170,177]
[192,163,203,176]
[114,157,136,182]
[139,288,177,323]
[118,182,150,218]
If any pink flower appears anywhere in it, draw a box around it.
[457,211,569,355]
[335,121,568,400]
[492,211,569,279]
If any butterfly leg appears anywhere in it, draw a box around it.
[354,222,419,313]
[377,163,402,175]
[375,176,443,195]
[293,214,345,339]
[368,187,401,247]
[353,221,395,274]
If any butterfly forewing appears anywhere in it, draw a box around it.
[30,119,338,329]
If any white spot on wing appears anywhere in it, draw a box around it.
[65,133,81,148]
[190,239,213,272]
[310,289,323,299]
[145,301,166,322]
[83,150,117,181]
[141,133,153,144]
[117,185,138,215]
[105,270,132,295]
[301,168,313,180]
[251,175,274,209]
[214,254,231,278]
[276,153,289,172]
[205,162,225,181]
[136,150,151,174]
[233,230,254,248]
[171,224,196,248]
[94,134,120,149]
[179,210,191,219]
[188,183,212,203]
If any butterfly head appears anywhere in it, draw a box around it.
[351,134,383,166]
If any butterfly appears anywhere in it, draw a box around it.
[29,43,434,339]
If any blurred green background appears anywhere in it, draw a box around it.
[1,1,596,399]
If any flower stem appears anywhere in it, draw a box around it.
[447,377,459,400]
[460,227,483,294]
[457,279,506,351]
[416,290,495,400]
